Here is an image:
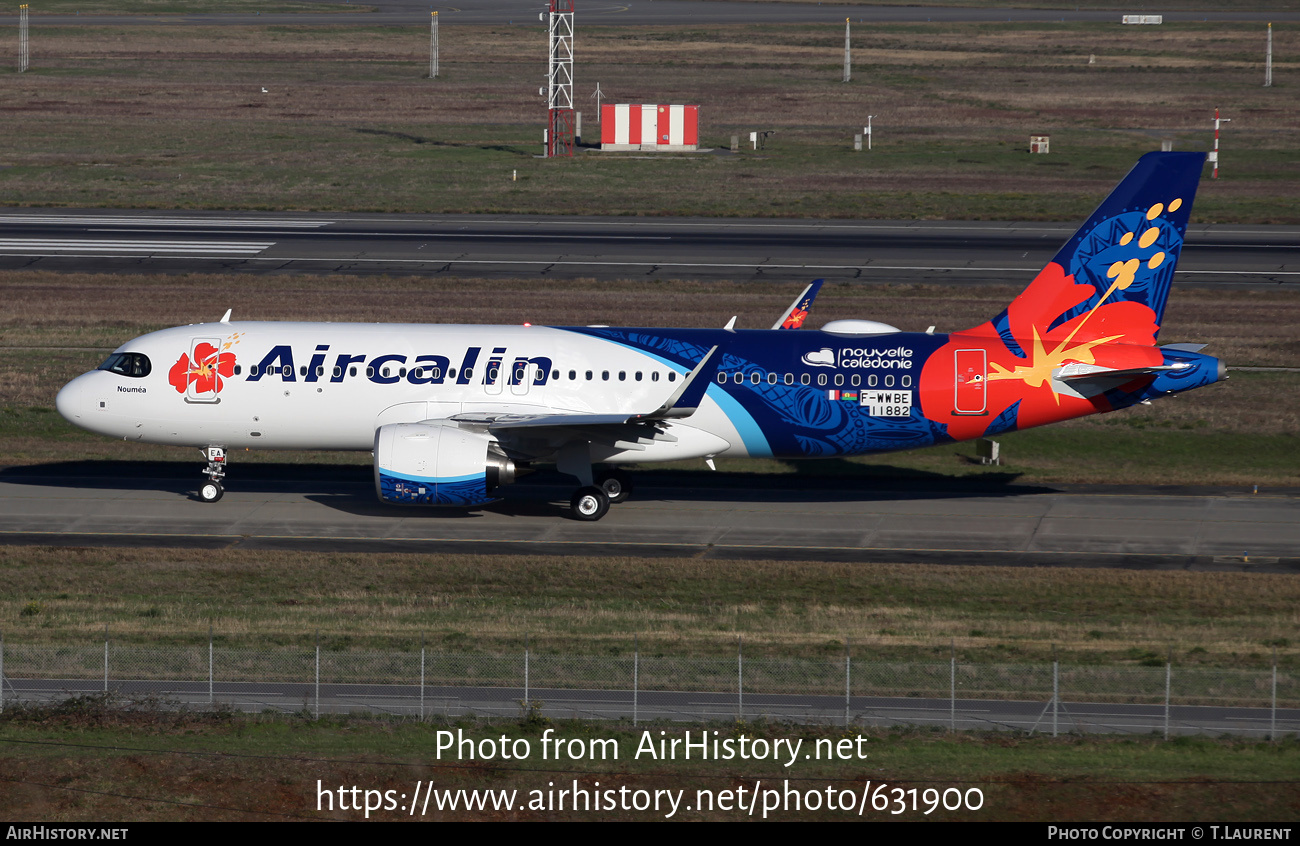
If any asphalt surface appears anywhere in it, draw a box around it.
[2,210,1297,286]
[8,2,1299,28]
[2,463,1297,569]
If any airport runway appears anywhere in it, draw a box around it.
[1,211,1296,286]
[2,463,1297,570]
[7,2,1298,28]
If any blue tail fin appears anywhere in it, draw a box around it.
[1038,151,1205,333]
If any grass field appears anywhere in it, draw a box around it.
[2,709,1296,821]
[4,544,1300,668]
[0,21,1296,220]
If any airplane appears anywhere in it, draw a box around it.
[56,152,1224,521]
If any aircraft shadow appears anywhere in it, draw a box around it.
[2,460,1057,518]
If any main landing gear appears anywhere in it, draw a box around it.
[198,446,226,503]
[557,444,636,521]
[568,467,634,522]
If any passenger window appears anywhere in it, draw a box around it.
[868,374,877,387]
[282,365,292,378]
[431,368,441,380]
[618,371,626,381]
[300,366,307,376]
[602,371,609,381]
[750,373,761,385]
[569,370,577,380]
[800,374,810,386]
[652,372,660,382]
[902,375,912,388]
[851,374,860,387]
[668,373,676,382]
[817,374,827,386]
[317,366,324,377]
[399,368,407,378]
[350,367,358,377]
[333,366,342,378]
[733,374,743,384]
[768,373,777,385]
[463,368,473,380]
[784,373,793,385]
[366,367,375,378]
[717,373,727,384]
[834,374,844,387]
[234,365,242,376]
[585,371,593,380]
[885,375,895,388]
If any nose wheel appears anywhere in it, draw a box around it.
[198,446,226,503]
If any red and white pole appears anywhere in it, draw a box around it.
[1211,108,1230,180]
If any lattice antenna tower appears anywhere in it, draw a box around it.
[547,0,575,157]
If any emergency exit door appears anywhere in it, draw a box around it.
[954,349,987,415]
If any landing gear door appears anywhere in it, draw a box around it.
[186,337,224,403]
[954,348,987,415]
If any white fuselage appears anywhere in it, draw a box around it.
[56,322,745,464]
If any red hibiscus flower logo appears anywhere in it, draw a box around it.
[922,262,1162,441]
[169,342,236,395]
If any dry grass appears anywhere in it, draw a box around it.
[2,545,1297,667]
[0,22,1296,218]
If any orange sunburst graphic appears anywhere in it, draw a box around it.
[921,262,1162,440]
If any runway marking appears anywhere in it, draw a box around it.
[90,229,672,240]
[0,239,274,255]
[0,215,329,228]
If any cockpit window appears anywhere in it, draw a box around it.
[97,352,151,378]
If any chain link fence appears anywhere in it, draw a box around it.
[1,636,1296,738]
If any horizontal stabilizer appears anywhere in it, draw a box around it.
[1055,362,1186,383]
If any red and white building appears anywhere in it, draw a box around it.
[601,104,699,152]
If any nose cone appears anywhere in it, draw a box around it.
[56,373,88,424]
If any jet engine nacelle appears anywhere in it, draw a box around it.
[374,422,515,506]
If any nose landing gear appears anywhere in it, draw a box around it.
[199,446,226,503]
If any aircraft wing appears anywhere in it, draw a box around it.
[447,341,726,447]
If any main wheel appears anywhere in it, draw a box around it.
[570,486,610,521]
[199,481,224,503]
[596,468,633,504]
